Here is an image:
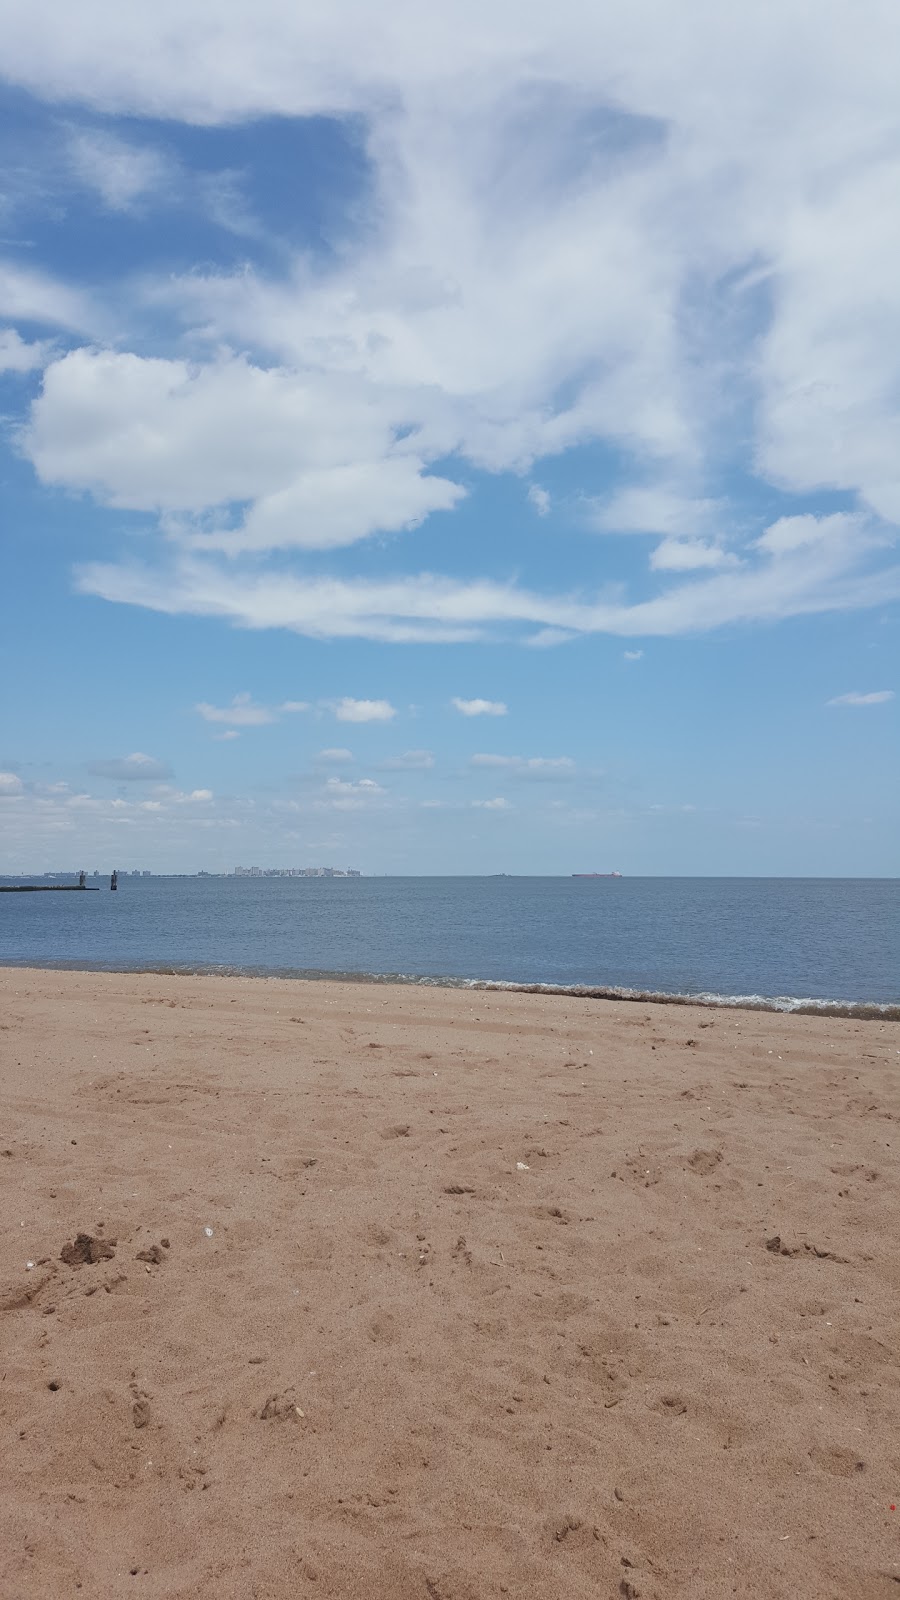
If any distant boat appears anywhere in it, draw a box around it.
[572,871,622,878]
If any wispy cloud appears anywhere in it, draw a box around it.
[469,754,575,778]
[318,776,386,809]
[87,753,173,781]
[67,128,173,213]
[77,508,900,643]
[452,697,508,716]
[314,747,354,764]
[649,539,739,572]
[528,484,550,516]
[379,749,435,769]
[0,328,51,373]
[826,689,894,707]
[623,649,643,660]
[195,693,309,727]
[472,797,510,810]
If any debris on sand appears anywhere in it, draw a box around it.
[60,1233,116,1267]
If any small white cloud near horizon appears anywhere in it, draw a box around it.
[195,692,308,727]
[452,697,507,717]
[472,797,511,810]
[528,484,551,516]
[319,776,386,809]
[826,690,894,707]
[0,771,25,796]
[87,752,173,781]
[470,754,575,778]
[623,649,644,660]
[213,729,240,741]
[380,749,435,770]
[331,698,396,723]
[315,747,354,764]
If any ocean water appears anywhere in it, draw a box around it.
[0,876,897,1014]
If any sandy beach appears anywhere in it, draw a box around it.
[1,967,898,1599]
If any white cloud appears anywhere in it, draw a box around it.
[379,749,435,769]
[755,513,855,557]
[332,697,396,722]
[0,772,24,796]
[213,729,240,741]
[68,128,172,212]
[9,1,900,644]
[525,628,578,649]
[315,747,354,764]
[470,754,575,778]
[452,697,507,716]
[472,797,510,810]
[195,693,308,726]
[623,648,643,660]
[649,538,739,572]
[26,348,464,550]
[0,262,95,335]
[590,489,723,538]
[318,776,386,809]
[87,753,173,781]
[78,510,900,643]
[826,689,894,707]
[204,459,465,554]
[528,484,551,516]
[0,328,51,373]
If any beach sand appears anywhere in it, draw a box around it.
[1,967,898,1599]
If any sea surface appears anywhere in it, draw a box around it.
[0,876,897,1015]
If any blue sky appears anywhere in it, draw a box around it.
[0,0,897,874]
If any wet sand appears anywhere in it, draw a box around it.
[1,966,898,1599]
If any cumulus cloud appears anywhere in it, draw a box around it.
[195,692,308,726]
[528,484,551,516]
[0,771,24,795]
[452,697,507,716]
[87,752,173,781]
[25,349,464,550]
[826,689,894,706]
[331,697,396,722]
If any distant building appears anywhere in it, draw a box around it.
[233,865,361,878]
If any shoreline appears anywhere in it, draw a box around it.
[1,956,898,1020]
[2,966,899,1598]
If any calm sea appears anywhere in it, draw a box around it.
[0,876,897,1015]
